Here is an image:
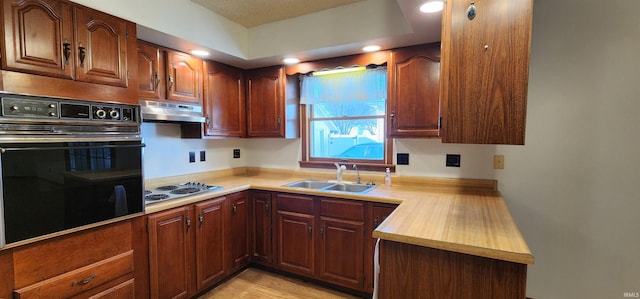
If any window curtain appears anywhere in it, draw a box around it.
[300,67,387,104]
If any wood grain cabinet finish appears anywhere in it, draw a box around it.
[228,191,251,272]
[147,206,195,299]
[1,0,137,104]
[317,198,365,290]
[10,221,137,299]
[387,43,441,138]
[364,203,398,293]
[202,60,246,137]
[148,196,233,299]
[165,49,202,104]
[275,193,316,277]
[246,66,286,137]
[378,240,527,299]
[137,40,164,100]
[440,0,533,144]
[194,197,228,290]
[2,0,129,87]
[251,191,273,265]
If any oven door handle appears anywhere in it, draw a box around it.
[0,143,145,153]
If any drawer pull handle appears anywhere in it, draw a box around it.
[72,274,96,286]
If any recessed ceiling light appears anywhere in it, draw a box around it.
[362,45,381,52]
[419,1,444,13]
[283,57,300,65]
[190,49,209,57]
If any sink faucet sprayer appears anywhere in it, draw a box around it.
[352,164,361,184]
[334,163,346,182]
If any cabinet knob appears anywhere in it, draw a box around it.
[168,75,175,91]
[198,214,204,228]
[186,218,191,232]
[308,225,312,234]
[72,274,96,286]
[265,202,270,211]
[78,43,86,68]
[390,112,395,128]
[63,38,71,65]
[232,205,237,215]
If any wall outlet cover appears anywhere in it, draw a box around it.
[200,151,206,162]
[189,151,196,163]
[233,149,240,159]
[446,154,461,167]
[397,153,409,165]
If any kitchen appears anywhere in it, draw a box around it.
[0,0,638,299]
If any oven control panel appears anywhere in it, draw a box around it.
[0,95,138,123]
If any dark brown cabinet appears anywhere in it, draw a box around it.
[246,66,299,138]
[364,203,398,292]
[148,196,230,299]
[202,60,246,137]
[2,0,129,87]
[387,44,441,138]
[317,198,365,290]
[137,41,164,100]
[228,191,251,271]
[440,0,533,144]
[147,206,194,299]
[194,197,227,290]
[1,0,137,104]
[275,193,316,276]
[166,50,203,104]
[251,191,273,265]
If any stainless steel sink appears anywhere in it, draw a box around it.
[283,180,376,194]
[323,183,375,193]
[284,180,335,189]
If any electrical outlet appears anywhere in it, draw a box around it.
[200,151,206,162]
[397,153,409,165]
[189,151,195,163]
[494,155,504,169]
[446,154,461,167]
[233,149,240,159]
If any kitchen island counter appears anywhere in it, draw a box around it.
[144,167,533,265]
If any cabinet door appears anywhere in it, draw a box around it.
[166,50,202,104]
[251,191,272,264]
[276,210,315,277]
[246,66,285,137]
[137,41,164,100]
[387,44,441,138]
[74,6,128,87]
[82,278,135,299]
[194,197,227,291]
[2,0,74,79]
[318,217,364,289]
[228,191,251,271]
[147,207,194,299]
[203,60,246,137]
[440,0,532,144]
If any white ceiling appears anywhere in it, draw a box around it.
[135,0,442,68]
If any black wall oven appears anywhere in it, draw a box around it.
[0,94,144,248]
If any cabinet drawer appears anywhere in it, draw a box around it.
[320,198,364,221]
[276,194,314,214]
[14,251,134,299]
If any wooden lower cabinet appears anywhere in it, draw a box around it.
[8,220,140,299]
[148,196,229,299]
[251,191,273,265]
[364,203,398,293]
[378,240,527,299]
[276,210,316,276]
[229,191,251,272]
[317,217,364,289]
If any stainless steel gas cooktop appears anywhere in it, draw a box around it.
[144,182,223,205]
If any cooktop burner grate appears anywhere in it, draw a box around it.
[146,194,170,201]
[156,185,179,191]
[145,182,223,205]
[170,187,201,194]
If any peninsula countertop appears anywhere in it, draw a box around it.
[144,167,534,265]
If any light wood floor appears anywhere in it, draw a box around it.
[198,268,362,299]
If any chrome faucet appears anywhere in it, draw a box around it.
[352,164,361,184]
[334,163,345,182]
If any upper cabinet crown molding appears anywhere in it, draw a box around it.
[440,0,533,144]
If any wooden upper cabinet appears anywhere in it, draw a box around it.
[137,41,164,100]
[387,43,441,138]
[74,6,128,87]
[440,0,533,144]
[246,66,285,137]
[166,50,202,104]
[202,60,246,137]
[2,0,74,79]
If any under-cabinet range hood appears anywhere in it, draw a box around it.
[139,100,205,123]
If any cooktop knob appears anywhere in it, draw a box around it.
[95,109,106,119]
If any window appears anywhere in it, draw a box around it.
[299,66,393,170]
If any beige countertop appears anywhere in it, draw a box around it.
[144,167,534,265]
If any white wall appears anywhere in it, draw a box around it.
[138,1,640,297]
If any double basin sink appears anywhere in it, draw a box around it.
[283,180,376,194]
